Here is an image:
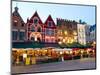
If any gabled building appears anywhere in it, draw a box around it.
[56,18,78,44]
[26,11,44,42]
[12,6,26,42]
[44,15,57,43]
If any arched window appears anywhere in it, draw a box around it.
[33,17,39,25]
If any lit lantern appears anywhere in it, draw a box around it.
[73,31,77,35]
[44,49,47,51]
[74,36,77,40]
[60,51,63,55]
[58,41,62,44]
[23,53,27,58]
[63,39,66,43]
[93,41,96,44]
[35,36,37,41]
[65,51,69,54]
[58,37,63,39]
[81,50,84,54]
[67,39,70,43]
[69,38,74,43]
[93,50,95,53]
[64,31,67,35]
[69,51,72,54]
[37,50,39,52]
[87,48,91,52]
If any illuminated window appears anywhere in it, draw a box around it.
[73,31,77,35]
[64,31,67,35]
[60,30,62,35]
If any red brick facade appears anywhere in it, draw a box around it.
[44,15,56,43]
[12,7,26,42]
[26,11,43,42]
[12,7,78,44]
[26,12,57,43]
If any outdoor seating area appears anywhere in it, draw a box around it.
[12,47,95,66]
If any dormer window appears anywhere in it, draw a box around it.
[33,17,39,25]
[48,21,52,27]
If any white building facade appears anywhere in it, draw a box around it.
[77,24,86,45]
